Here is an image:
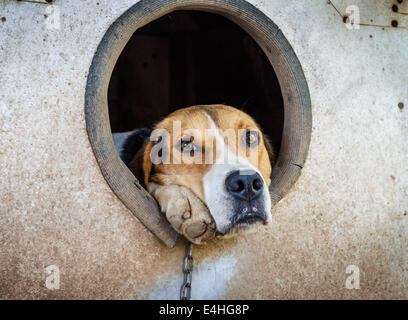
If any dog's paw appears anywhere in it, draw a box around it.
[150,185,216,244]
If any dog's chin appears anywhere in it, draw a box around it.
[216,215,268,239]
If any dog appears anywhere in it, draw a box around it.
[113,104,275,244]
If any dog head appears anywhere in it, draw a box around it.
[128,104,275,237]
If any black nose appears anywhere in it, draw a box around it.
[225,170,264,201]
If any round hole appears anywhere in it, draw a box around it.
[85,0,312,247]
[108,10,284,157]
[392,20,398,27]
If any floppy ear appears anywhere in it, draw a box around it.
[120,128,152,164]
[263,134,276,167]
[128,140,153,189]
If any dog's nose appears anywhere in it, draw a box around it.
[225,170,264,201]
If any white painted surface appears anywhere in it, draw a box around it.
[147,254,237,300]
[330,0,408,28]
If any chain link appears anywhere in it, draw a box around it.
[180,241,194,300]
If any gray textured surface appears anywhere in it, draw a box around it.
[0,0,407,299]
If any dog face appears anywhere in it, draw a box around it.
[129,104,274,237]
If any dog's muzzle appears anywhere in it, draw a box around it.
[225,169,268,227]
[225,169,264,201]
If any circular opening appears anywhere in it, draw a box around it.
[108,10,284,154]
[85,0,312,247]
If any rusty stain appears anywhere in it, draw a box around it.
[398,102,404,110]
[1,17,6,22]
[330,1,407,29]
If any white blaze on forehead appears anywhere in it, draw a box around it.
[204,113,246,166]
[204,113,226,163]
[202,113,271,233]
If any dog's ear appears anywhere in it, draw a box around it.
[263,134,276,167]
[120,128,152,164]
[128,140,153,189]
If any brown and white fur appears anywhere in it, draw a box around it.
[114,104,275,244]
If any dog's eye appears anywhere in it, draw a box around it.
[181,141,193,151]
[245,130,259,147]
[178,138,198,155]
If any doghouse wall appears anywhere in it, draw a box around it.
[0,0,407,299]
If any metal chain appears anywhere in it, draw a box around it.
[180,241,194,300]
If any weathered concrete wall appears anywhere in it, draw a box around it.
[0,0,407,299]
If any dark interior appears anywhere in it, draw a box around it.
[108,10,284,152]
